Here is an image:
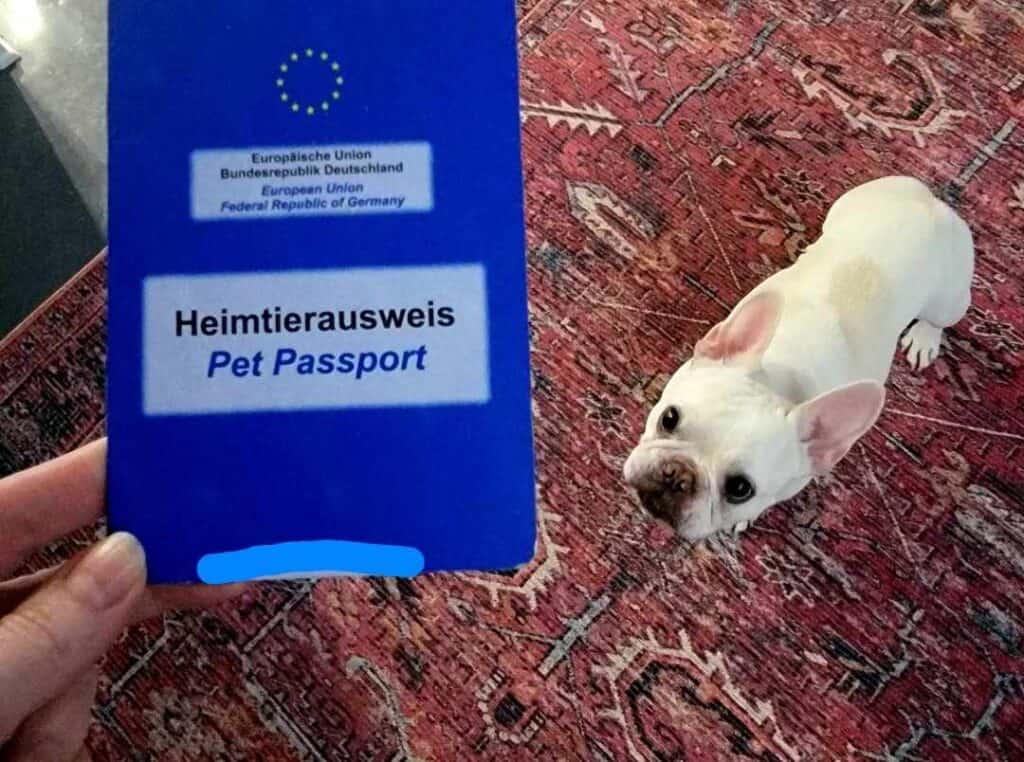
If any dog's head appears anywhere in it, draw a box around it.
[624,292,885,539]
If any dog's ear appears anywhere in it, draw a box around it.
[790,381,886,474]
[693,291,783,366]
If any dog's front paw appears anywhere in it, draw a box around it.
[901,320,943,371]
[732,521,750,537]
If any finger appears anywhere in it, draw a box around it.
[0,533,145,739]
[2,667,97,762]
[0,552,91,617]
[0,440,107,577]
[0,567,249,623]
[0,566,64,612]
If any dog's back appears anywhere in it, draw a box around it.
[751,176,974,390]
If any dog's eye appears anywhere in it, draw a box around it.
[659,406,680,433]
[724,475,755,504]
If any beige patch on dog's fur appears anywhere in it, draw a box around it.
[827,257,885,316]
[827,258,887,362]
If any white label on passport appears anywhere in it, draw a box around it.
[143,265,489,415]
[191,142,434,221]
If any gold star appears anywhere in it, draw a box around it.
[291,103,300,112]
[321,101,330,111]
[280,64,288,73]
[321,52,329,61]
[332,91,341,100]
[336,76,344,85]
[306,49,314,57]
[331,62,340,71]
[281,92,289,102]
[291,52,299,62]
[307,106,315,115]
[276,78,285,87]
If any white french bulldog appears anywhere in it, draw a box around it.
[624,176,975,540]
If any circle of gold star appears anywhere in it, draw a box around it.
[276,49,343,117]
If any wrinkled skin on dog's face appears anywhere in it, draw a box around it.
[623,292,885,540]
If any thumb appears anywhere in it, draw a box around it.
[0,533,146,741]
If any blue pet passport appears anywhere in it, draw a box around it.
[107,1,536,583]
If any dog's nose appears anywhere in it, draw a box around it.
[634,456,698,527]
[660,461,695,494]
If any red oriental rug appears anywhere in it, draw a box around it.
[3,1,1024,759]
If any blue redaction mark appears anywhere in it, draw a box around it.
[197,539,426,583]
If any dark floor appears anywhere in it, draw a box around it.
[0,0,107,338]
[0,71,103,337]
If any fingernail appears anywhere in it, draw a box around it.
[67,532,147,609]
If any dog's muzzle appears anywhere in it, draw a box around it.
[624,448,700,528]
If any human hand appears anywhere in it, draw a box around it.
[0,439,244,761]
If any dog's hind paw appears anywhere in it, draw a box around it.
[901,320,943,371]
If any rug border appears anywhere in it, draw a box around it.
[0,248,107,356]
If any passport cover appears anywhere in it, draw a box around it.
[107,1,536,583]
